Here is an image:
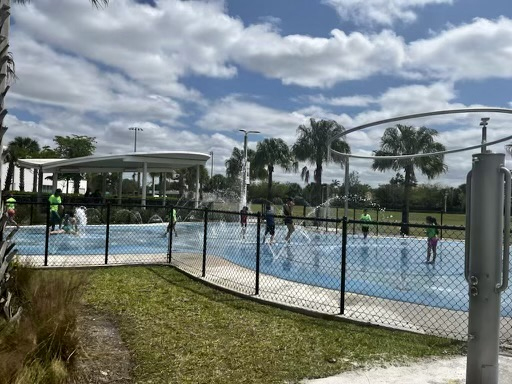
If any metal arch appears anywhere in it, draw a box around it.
[329,107,512,159]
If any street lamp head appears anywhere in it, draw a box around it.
[129,127,143,131]
[238,129,260,135]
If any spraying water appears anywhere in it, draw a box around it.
[74,206,87,233]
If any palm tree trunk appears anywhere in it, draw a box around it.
[32,168,38,192]
[4,161,14,191]
[315,161,323,206]
[19,167,25,191]
[401,166,412,236]
[267,164,274,201]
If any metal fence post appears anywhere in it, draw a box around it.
[352,207,356,235]
[30,202,34,225]
[104,202,111,265]
[168,205,173,264]
[440,210,444,239]
[340,216,347,315]
[44,202,50,266]
[255,212,261,295]
[335,208,339,234]
[202,207,208,277]
[376,209,379,236]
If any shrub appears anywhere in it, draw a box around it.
[0,267,86,384]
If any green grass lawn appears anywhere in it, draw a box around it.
[84,266,463,384]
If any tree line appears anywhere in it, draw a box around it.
[217,119,449,227]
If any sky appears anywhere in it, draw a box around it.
[5,0,512,189]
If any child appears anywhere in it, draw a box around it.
[166,207,178,237]
[360,208,371,239]
[240,206,248,239]
[262,205,275,245]
[4,194,19,229]
[426,216,439,263]
[50,214,78,235]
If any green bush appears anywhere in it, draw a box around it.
[0,267,86,384]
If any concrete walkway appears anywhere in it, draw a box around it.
[302,355,512,384]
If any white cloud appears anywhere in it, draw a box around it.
[408,17,512,81]
[231,28,406,87]
[323,0,453,27]
[306,94,376,107]
[197,96,309,144]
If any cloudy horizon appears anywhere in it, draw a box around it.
[5,0,512,189]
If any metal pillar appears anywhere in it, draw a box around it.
[52,172,58,191]
[344,157,349,217]
[101,173,107,200]
[195,164,200,208]
[118,172,123,205]
[141,162,147,207]
[162,172,166,207]
[465,152,510,384]
[37,166,43,203]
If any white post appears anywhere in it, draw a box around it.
[162,172,166,207]
[195,165,200,208]
[118,172,123,205]
[142,162,147,207]
[344,157,349,217]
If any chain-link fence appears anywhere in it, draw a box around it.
[7,201,512,344]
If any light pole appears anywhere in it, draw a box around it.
[128,127,143,152]
[129,127,143,193]
[239,129,260,209]
[480,117,489,153]
[209,151,214,178]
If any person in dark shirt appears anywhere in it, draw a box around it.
[263,205,275,244]
[240,206,248,239]
[283,197,295,243]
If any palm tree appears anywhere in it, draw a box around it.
[3,136,39,191]
[292,118,350,205]
[253,138,296,201]
[10,137,39,191]
[225,147,267,185]
[372,124,447,234]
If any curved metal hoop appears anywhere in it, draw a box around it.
[329,107,512,160]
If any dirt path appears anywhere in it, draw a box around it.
[68,307,133,383]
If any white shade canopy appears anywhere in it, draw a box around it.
[18,151,211,173]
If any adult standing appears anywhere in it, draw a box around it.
[49,189,63,231]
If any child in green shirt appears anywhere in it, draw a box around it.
[426,216,439,263]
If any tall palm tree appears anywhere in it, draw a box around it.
[253,138,296,201]
[3,136,39,191]
[292,118,350,205]
[225,147,267,185]
[372,124,447,234]
[11,137,39,191]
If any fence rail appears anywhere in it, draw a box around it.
[6,201,512,344]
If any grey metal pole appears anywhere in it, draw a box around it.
[195,164,200,208]
[243,133,248,208]
[465,152,510,384]
[210,151,213,178]
[344,157,349,217]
